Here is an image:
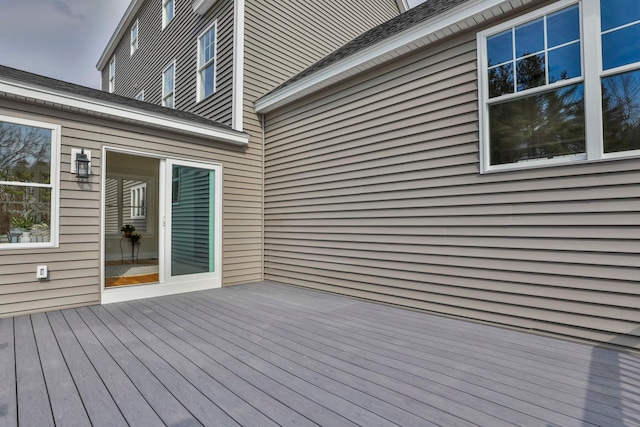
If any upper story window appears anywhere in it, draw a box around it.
[131,20,139,55]
[197,22,217,102]
[0,116,60,249]
[108,56,116,93]
[130,183,147,219]
[163,62,176,108]
[478,0,640,172]
[135,90,145,101]
[162,0,175,29]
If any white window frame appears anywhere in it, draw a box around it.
[162,0,175,29]
[477,0,640,173]
[135,90,145,101]
[108,56,116,93]
[197,21,217,102]
[130,20,139,56]
[0,115,61,250]
[130,183,147,219]
[162,61,176,108]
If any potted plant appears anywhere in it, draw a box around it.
[121,224,136,237]
[10,215,34,243]
[130,230,142,243]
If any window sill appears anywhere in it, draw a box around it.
[0,242,57,250]
[196,91,217,104]
[481,150,640,174]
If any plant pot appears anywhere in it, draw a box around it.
[8,228,23,243]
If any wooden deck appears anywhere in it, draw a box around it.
[1,281,639,427]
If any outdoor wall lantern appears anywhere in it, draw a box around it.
[75,149,91,179]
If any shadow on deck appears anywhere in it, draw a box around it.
[1,281,639,426]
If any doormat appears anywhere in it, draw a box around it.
[105,264,159,277]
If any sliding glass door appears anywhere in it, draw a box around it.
[102,153,222,303]
[166,159,221,283]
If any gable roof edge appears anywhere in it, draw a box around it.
[97,0,145,71]
[255,0,516,114]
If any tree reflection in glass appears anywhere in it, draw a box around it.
[602,69,640,153]
[489,83,585,165]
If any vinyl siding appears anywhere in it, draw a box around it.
[244,0,400,101]
[102,0,235,126]
[262,29,640,349]
[240,0,401,284]
[0,97,261,317]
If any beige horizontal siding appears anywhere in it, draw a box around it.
[0,95,262,316]
[263,30,640,348]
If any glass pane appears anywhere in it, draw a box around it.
[200,28,215,65]
[0,122,52,184]
[547,5,580,48]
[163,65,174,93]
[0,185,51,244]
[517,53,546,91]
[487,30,513,66]
[602,69,640,153]
[488,63,514,98]
[601,0,640,32]
[164,94,174,109]
[166,0,174,20]
[549,42,581,82]
[171,165,215,276]
[515,18,544,58]
[602,24,640,70]
[489,83,585,165]
[202,65,215,99]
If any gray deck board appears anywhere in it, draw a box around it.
[168,292,507,426]
[222,283,637,425]
[0,317,17,427]
[4,281,640,426]
[45,311,128,427]
[60,309,164,426]
[31,313,91,426]
[104,302,276,427]
[182,287,568,426]
[148,295,438,427]
[132,297,362,426]
[14,315,53,427]
[116,301,315,427]
[76,306,202,426]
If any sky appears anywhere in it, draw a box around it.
[0,0,131,89]
[0,0,426,90]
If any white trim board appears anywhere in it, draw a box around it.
[232,0,245,131]
[0,77,249,147]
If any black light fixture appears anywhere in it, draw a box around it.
[75,149,91,179]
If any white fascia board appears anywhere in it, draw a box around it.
[255,0,509,114]
[193,0,220,15]
[396,0,410,13]
[0,79,249,147]
[97,0,145,71]
[232,0,245,131]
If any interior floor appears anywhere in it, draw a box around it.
[105,259,159,287]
